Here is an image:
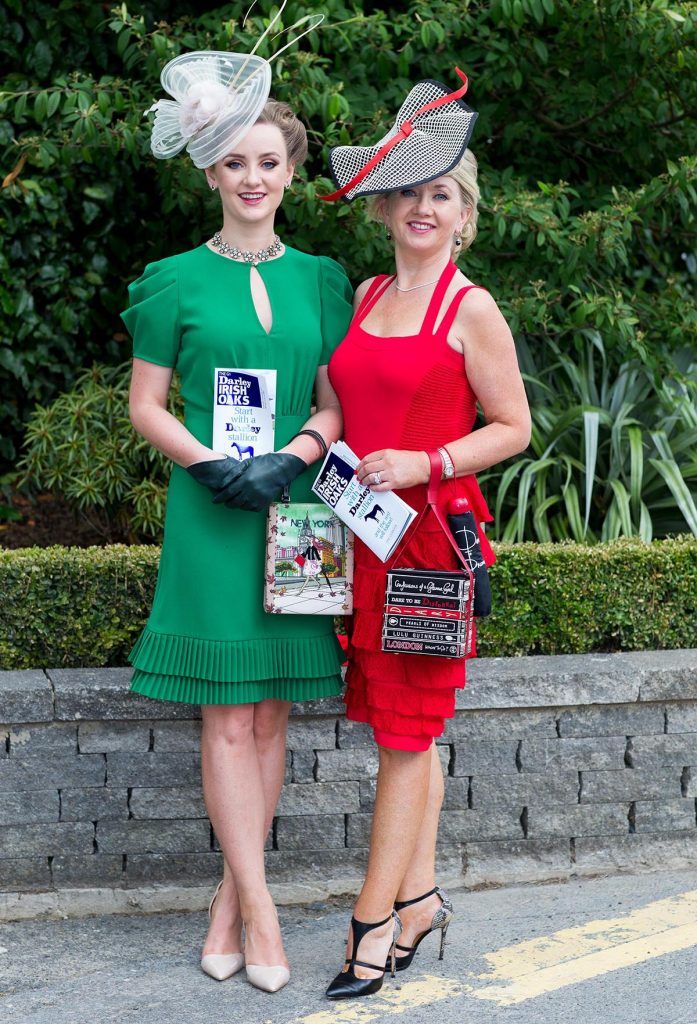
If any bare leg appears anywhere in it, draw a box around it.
[342,744,432,979]
[244,699,291,965]
[202,700,290,956]
[202,857,243,957]
[394,743,446,956]
[252,698,291,836]
[200,700,290,966]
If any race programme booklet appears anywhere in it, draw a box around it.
[212,368,276,460]
[311,441,416,563]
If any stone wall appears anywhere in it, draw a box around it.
[1,650,697,905]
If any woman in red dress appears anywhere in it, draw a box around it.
[322,71,531,999]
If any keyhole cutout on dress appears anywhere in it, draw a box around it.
[250,266,273,335]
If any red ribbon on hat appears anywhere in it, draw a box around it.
[320,67,470,203]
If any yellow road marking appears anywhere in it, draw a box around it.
[294,889,697,1017]
[294,975,467,1024]
[473,888,697,1006]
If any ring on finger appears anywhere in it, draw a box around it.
[374,471,382,485]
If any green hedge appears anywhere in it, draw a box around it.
[478,537,697,657]
[1,538,696,670]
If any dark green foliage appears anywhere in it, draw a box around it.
[0,544,158,669]
[482,336,697,542]
[15,362,180,541]
[1,0,695,470]
[16,340,697,544]
[1,538,696,668]
[477,537,697,656]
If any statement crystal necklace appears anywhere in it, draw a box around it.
[211,231,283,265]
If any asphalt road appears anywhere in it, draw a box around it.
[2,868,697,1024]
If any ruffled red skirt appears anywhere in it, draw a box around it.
[343,476,495,751]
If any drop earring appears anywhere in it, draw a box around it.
[385,225,392,241]
[454,231,462,247]
[210,184,217,191]
[284,181,291,189]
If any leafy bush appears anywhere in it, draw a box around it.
[483,337,697,542]
[479,537,697,657]
[1,0,695,472]
[16,362,181,541]
[17,334,697,544]
[0,544,158,669]
[1,538,695,669]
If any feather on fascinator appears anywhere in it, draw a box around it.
[147,1,322,169]
[321,68,478,202]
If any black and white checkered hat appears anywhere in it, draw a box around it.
[321,68,477,203]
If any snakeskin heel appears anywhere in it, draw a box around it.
[385,885,454,972]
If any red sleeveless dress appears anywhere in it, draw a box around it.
[328,260,496,751]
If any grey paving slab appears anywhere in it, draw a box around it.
[2,868,697,1023]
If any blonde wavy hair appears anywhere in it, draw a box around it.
[365,149,480,259]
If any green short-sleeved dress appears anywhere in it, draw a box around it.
[121,243,353,705]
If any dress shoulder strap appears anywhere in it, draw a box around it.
[420,261,458,336]
[435,284,489,339]
[355,273,395,324]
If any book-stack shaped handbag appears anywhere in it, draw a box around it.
[383,568,473,658]
[381,451,475,660]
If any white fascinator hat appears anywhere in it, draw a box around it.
[321,68,478,203]
[146,2,322,170]
[149,52,272,169]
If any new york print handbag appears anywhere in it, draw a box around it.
[264,501,354,616]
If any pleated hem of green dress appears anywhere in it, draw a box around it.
[129,626,343,683]
[130,670,343,705]
[127,626,345,704]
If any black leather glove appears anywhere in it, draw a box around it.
[185,454,251,503]
[215,452,307,512]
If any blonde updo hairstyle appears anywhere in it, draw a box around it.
[255,98,308,166]
[366,148,480,259]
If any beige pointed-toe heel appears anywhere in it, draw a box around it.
[201,952,245,981]
[200,880,245,982]
[245,964,290,993]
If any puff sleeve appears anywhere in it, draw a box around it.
[120,257,181,368]
[318,255,353,365]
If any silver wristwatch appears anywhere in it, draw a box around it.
[438,446,455,479]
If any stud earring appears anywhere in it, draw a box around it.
[210,184,217,191]
[284,181,291,189]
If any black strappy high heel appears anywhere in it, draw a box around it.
[326,910,402,1000]
[386,885,454,972]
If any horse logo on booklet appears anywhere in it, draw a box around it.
[363,504,385,524]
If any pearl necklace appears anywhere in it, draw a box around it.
[211,231,283,265]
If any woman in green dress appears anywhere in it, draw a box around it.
[122,50,352,994]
